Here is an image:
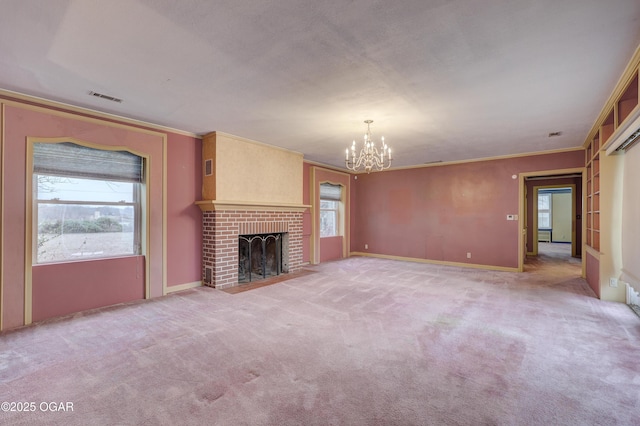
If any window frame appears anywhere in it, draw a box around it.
[319,199,340,238]
[29,140,146,265]
[538,192,552,229]
[319,182,344,238]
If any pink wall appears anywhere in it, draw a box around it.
[311,166,350,264]
[1,98,201,330]
[351,151,584,269]
[320,236,344,262]
[32,256,145,322]
[585,251,600,297]
[166,133,202,288]
[302,163,312,264]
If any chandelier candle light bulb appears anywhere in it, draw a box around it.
[345,120,392,173]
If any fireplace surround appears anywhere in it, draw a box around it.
[199,207,304,289]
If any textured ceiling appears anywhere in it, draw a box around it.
[1,0,640,168]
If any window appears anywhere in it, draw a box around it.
[319,183,342,237]
[320,199,339,237]
[538,193,551,228]
[33,142,144,264]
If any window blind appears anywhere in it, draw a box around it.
[33,142,143,182]
[320,183,342,201]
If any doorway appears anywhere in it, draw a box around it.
[518,168,585,275]
[532,185,576,257]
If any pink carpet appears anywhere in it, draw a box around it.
[1,251,639,425]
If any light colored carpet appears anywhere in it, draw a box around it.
[537,241,572,255]
[1,255,638,425]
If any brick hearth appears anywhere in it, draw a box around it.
[202,210,304,289]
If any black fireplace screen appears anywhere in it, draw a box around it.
[238,233,282,283]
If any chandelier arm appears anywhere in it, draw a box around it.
[344,120,392,173]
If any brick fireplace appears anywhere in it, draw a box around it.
[196,131,308,289]
[200,208,304,289]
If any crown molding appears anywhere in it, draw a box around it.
[0,87,200,139]
[582,44,640,149]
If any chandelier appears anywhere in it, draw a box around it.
[345,120,392,173]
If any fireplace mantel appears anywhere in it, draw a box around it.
[196,200,310,212]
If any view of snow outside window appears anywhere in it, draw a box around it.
[36,175,138,263]
[320,200,338,237]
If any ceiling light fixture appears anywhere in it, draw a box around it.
[345,120,392,173]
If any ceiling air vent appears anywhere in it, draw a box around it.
[88,91,123,103]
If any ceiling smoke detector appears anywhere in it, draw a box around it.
[88,91,123,103]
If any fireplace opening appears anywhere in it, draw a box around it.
[238,233,283,283]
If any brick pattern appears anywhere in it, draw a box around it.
[238,221,288,235]
[202,210,304,289]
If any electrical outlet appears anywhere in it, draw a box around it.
[467,252,471,259]
[609,278,618,288]
[365,244,368,250]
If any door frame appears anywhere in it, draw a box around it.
[518,167,586,277]
[530,184,576,256]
